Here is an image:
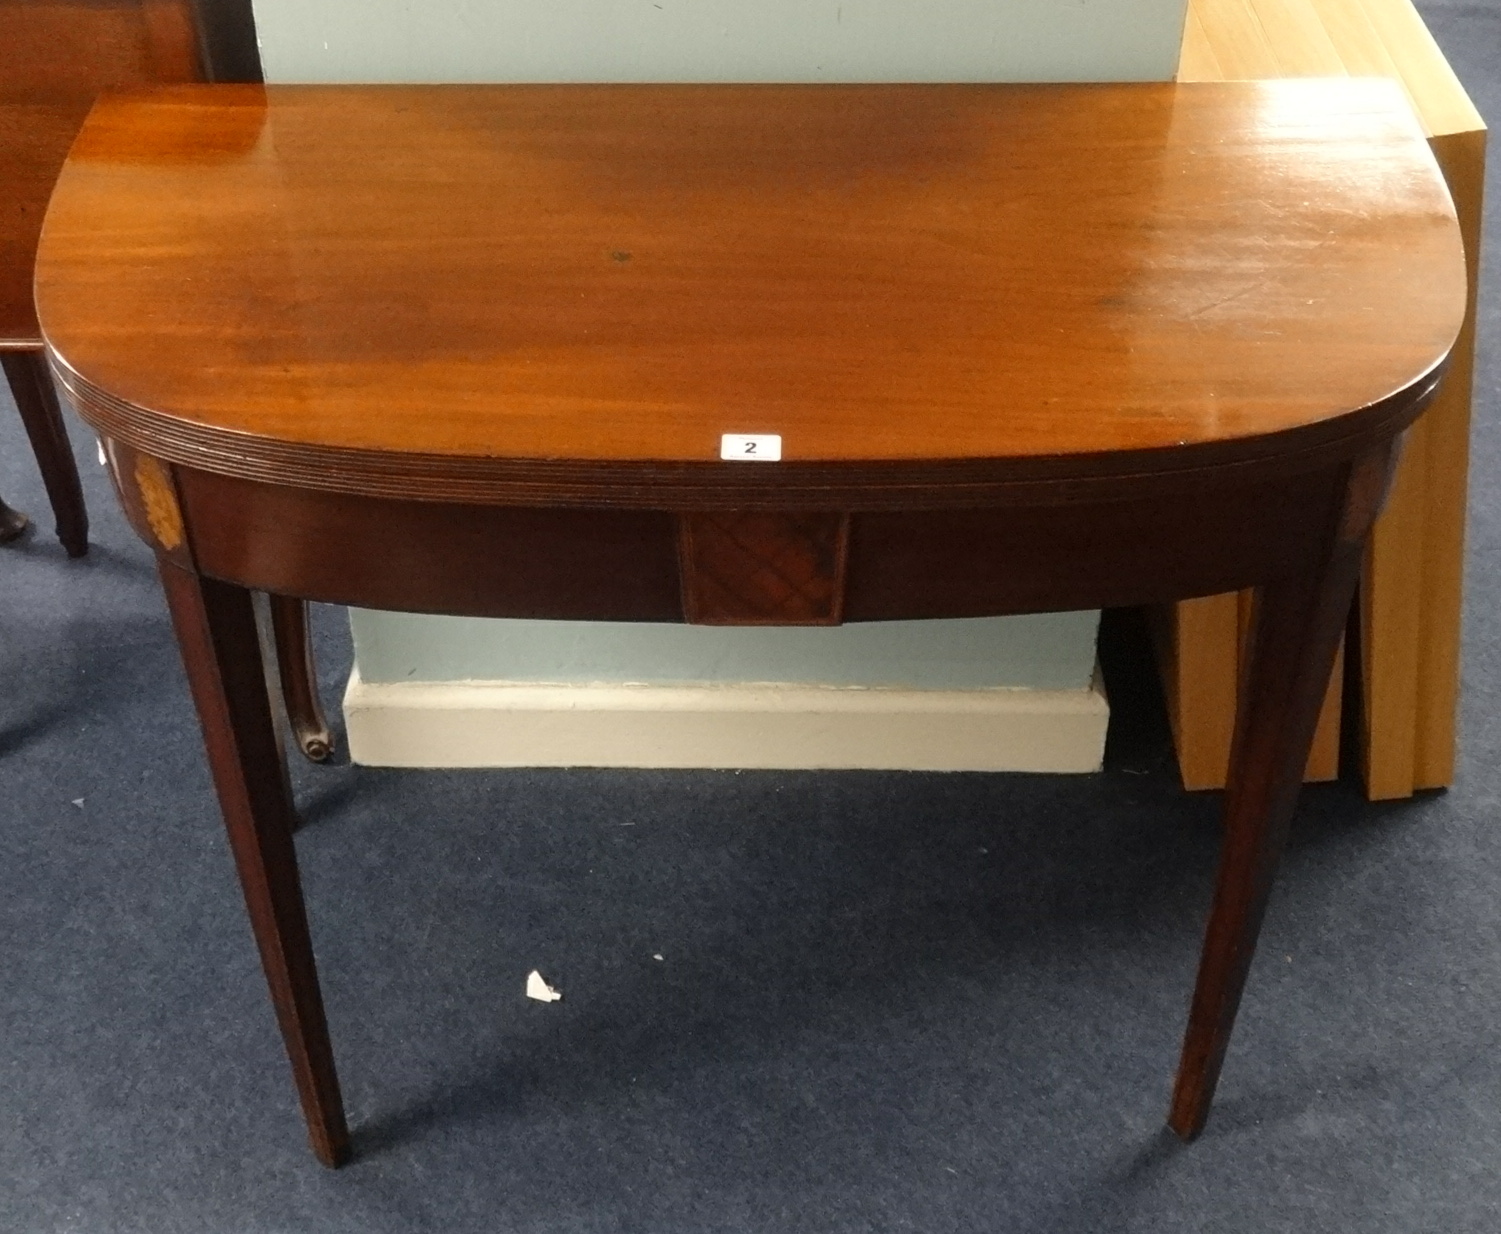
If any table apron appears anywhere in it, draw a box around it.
[100,444,1352,623]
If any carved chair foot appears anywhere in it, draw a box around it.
[298,732,334,764]
[268,594,336,763]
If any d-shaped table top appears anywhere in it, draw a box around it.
[26,80,1471,1167]
[36,80,1463,507]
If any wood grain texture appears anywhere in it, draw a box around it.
[1191,0,1282,77]
[100,437,191,570]
[1175,0,1485,797]
[1411,128,1485,789]
[1306,0,1406,82]
[0,1,211,344]
[679,513,849,626]
[1,0,258,346]
[1246,0,1346,76]
[0,100,95,347]
[1178,5,1224,81]
[1307,642,1344,779]
[1361,406,1428,796]
[1153,592,1242,791]
[0,1,156,98]
[1349,0,1483,138]
[37,81,1463,504]
[1,0,249,566]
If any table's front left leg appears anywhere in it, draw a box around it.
[157,560,350,1167]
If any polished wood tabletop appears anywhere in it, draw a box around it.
[35,81,1465,1168]
[39,81,1461,499]
[2,100,95,348]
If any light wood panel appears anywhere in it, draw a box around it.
[1153,592,1242,791]
[0,0,193,98]
[1153,590,1341,790]
[1411,126,1485,790]
[0,0,204,347]
[1246,0,1346,75]
[1172,0,1485,797]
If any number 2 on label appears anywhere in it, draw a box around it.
[720,433,782,461]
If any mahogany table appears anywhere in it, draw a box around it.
[0,3,335,764]
[35,81,1464,1168]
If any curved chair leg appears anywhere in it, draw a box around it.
[0,493,28,543]
[269,594,335,763]
[2,351,88,557]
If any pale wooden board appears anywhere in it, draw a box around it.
[1362,414,1428,797]
[1247,0,1346,76]
[1172,0,1483,797]
[1178,4,1225,80]
[1237,589,1342,782]
[1354,0,1484,138]
[1152,590,1340,790]
[1191,0,1282,77]
[1414,128,1486,789]
[1153,593,1241,791]
[1308,0,1407,81]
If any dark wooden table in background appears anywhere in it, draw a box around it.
[34,80,1465,1166]
[0,0,334,761]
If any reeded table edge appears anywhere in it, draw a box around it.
[49,348,1450,512]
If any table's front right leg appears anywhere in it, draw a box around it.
[1168,441,1399,1139]
[157,560,350,1167]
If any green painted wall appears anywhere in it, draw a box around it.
[351,612,1103,690]
[253,0,1187,84]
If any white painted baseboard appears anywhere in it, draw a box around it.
[343,668,1109,772]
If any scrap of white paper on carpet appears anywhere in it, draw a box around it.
[526,970,562,1002]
